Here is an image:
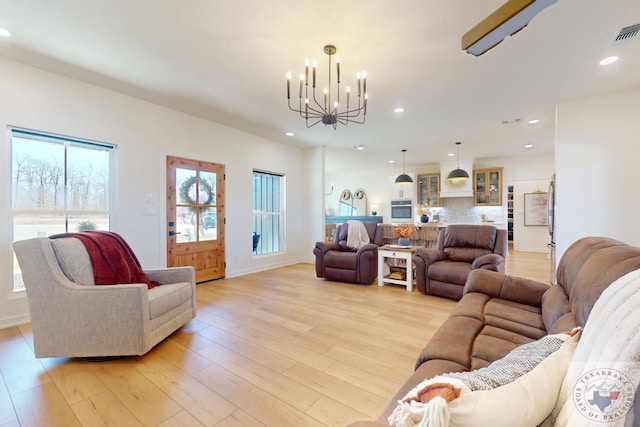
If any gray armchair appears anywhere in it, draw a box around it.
[13,236,197,358]
[413,224,508,299]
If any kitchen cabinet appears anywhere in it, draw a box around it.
[474,168,503,206]
[390,175,415,200]
[417,173,440,206]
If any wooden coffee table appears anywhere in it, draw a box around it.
[378,245,421,292]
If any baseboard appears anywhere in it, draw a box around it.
[0,313,31,329]
[228,258,312,278]
[513,247,549,253]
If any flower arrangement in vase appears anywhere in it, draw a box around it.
[393,224,416,246]
[416,201,433,223]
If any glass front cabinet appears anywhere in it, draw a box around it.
[417,173,440,206]
[473,168,503,206]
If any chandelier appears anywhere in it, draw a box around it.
[286,45,367,129]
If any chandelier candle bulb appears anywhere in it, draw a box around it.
[362,71,367,95]
[312,59,317,87]
[299,74,304,98]
[305,60,310,85]
[346,87,350,107]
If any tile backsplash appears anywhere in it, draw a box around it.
[435,197,504,224]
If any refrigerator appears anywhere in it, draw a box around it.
[547,174,556,285]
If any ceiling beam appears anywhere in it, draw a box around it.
[462,0,557,56]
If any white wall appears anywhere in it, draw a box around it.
[304,146,326,248]
[555,86,640,259]
[0,57,316,327]
[512,180,551,252]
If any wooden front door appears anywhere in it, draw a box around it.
[167,156,225,283]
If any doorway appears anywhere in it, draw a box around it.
[166,156,225,283]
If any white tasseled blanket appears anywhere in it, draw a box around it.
[346,220,370,250]
[541,268,640,427]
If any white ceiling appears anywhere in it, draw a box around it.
[1,0,639,172]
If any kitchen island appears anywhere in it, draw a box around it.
[379,221,505,247]
[379,223,442,247]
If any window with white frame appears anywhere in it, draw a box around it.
[252,170,284,255]
[11,128,115,291]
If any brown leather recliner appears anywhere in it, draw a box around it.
[314,222,384,284]
[413,224,508,299]
[348,236,640,427]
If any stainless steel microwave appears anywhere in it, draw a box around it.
[390,199,413,222]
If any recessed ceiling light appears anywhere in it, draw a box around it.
[599,56,619,66]
[394,107,405,113]
[354,144,364,150]
[528,119,540,125]
[448,153,455,157]
[0,28,10,37]
[388,160,395,164]
[524,144,533,149]
[285,132,294,136]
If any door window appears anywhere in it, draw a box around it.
[175,168,218,243]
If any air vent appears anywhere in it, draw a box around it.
[613,23,640,44]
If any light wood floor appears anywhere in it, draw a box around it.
[0,248,550,427]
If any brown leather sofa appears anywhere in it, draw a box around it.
[348,236,640,426]
[314,222,384,284]
[413,224,508,300]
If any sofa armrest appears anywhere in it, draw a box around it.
[145,266,195,285]
[144,267,197,320]
[413,248,450,295]
[463,269,549,307]
[356,243,378,255]
[314,241,340,255]
[413,248,449,265]
[31,281,151,356]
[471,253,505,271]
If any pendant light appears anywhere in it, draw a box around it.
[395,149,413,184]
[447,142,470,184]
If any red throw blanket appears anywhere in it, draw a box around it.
[51,231,160,289]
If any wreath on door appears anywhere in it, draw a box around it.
[179,176,214,206]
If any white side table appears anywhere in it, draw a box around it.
[378,245,419,292]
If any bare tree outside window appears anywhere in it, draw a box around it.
[10,129,115,292]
